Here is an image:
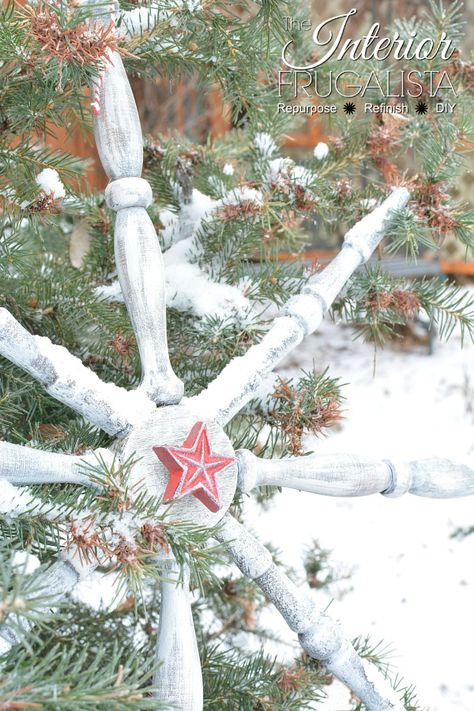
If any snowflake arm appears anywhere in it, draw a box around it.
[216,514,404,711]
[236,450,474,498]
[153,558,203,709]
[0,441,112,486]
[0,308,155,435]
[189,188,410,426]
[91,18,183,405]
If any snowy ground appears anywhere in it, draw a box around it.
[243,317,474,711]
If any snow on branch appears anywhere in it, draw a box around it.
[189,188,410,425]
[0,308,156,436]
[236,450,474,499]
[35,168,65,199]
[117,0,202,36]
[97,186,263,322]
[163,235,252,321]
[117,4,164,37]
[0,479,70,522]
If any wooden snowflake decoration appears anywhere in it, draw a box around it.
[0,5,473,710]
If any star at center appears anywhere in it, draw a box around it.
[153,422,235,512]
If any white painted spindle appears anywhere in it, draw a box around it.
[0,442,112,486]
[236,451,391,495]
[0,308,153,436]
[237,451,474,498]
[91,11,183,405]
[217,515,403,711]
[153,559,203,710]
[190,188,410,425]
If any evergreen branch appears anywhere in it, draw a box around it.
[416,279,474,343]
[0,642,164,708]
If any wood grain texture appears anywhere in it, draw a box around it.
[112,204,184,404]
[92,52,143,180]
[93,48,184,405]
[0,442,112,486]
[190,189,410,425]
[153,560,203,710]
[217,515,403,711]
[0,307,154,436]
[236,450,392,496]
[385,457,474,498]
[237,451,474,499]
[122,404,237,527]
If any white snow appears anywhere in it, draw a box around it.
[163,238,251,320]
[0,480,64,521]
[109,511,141,543]
[175,0,202,11]
[243,316,474,711]
[223,163,235,176]
[0,481,37,517]
[95,244,253,321]
[313,142,330,161]
[267,157,315,190]
[33,334,156,429]
[94,279,124,303]
[118,6,163,36]
[167,188,216,244]
[97,185,265,321]
[35,168,65,199]
[220,186,263,208]
[165,261,250,319]
[208,175,226,196]
[253,132,277,158]
[159,208,181,249]
[12,550,40,575]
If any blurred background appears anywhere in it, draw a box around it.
[46,0,474,282]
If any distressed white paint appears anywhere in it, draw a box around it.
[190,188,410,425]
[237,451,474,499]
[0,308,155,436]
[153,559,203,710]
[93,45,183,405]
[216,514,403,711]
[0,442,112,486]
[385,457,474,498]
[236,450,392,496]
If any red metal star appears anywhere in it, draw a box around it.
[153,422,235,513]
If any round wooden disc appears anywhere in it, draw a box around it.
[122,404,237,527]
